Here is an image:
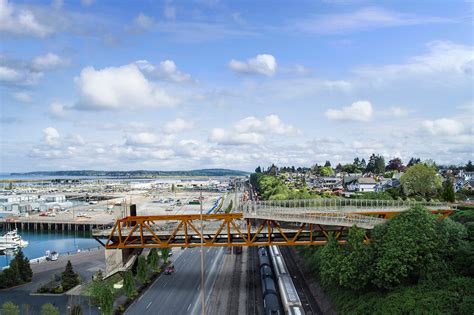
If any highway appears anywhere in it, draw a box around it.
[126,247,225,315]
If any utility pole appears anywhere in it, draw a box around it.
[200,189,205,314]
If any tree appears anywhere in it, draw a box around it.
[147,248,159,272]
[123,270,136,299]
[160,248,170,264]
[342,163,361,174]
[9,249,32,283]
[61,260,79,291]
[375,155,386,174]
[335,163,342,172]
[386,157,404,172]
[255,166,262,173]
[466,160,474,172]
[41,303,60,315]
[91,281,114,315]
[441,179,455,202]
[319,234,341,287]
[320,166,334,177]
[401,163,442,199]
[324,160,331,167]
[137,255,148,283]
[1,301,19,315]
[365,154,377,173]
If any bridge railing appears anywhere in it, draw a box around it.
[243,198,454,213]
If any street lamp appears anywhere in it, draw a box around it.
[199,186,205,315]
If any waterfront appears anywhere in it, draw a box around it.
[0,229,99,268]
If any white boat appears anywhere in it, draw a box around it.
[0,229,29,249]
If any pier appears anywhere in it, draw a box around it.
[0,218,113,232]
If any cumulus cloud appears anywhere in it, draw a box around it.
[229,54,277,76]
[210,114,298,145]
[295,7,451,35]
[0,0,53,37]
[135,60,193,83]
[422,118,464,136]
[74,64,178,110]
[326,101,373,122]
[164,118,193,134]
[354,41,473,85]
[12,91,31,102]
[43,127,60,146]
[32,53,69,70]
[129,12,155,32]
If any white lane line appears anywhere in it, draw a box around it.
[187,303,192,311]
[146,301,152,309]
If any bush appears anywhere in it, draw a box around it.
[1,301,20,315]
[41,303,60,315]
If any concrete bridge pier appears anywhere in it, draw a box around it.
[105,248,139,276]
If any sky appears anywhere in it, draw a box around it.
[0,0,473,172]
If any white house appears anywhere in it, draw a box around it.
[347,177,377,192]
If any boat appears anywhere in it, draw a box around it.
[0,229,29,249]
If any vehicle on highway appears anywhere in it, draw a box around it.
[164,265,175,275]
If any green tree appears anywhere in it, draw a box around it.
[1,301,19,315]
[466,160,474,172]
[91,281,114,315]
[441,179,455,202]
[123,270,136,299]
[9,249,32,283]
[320,166,335,177]
[160,248,170,264]
[375,155,386,174]
[371,206,443,289]
[319,234,342,287]
[401,163,442,199]
[41,303,60,315]
[61,260,79,291]
[147,248,159,272]
[137,255,148,283]
[324,160,332,167]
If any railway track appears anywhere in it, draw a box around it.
[279,246,322,315]
[227,250,243,315]
[246,246,259,315]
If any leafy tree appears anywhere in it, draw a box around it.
[386,157,404,172]
[91,281,114,315]
[319,234,341,287]
[401,163,442,199]
[160,248,170,264]
[441,179,455,202]
[147,248,159,272]
[371,206,443,289]
[1,301,19,315]
[324,160,332,167]
[342,163,361,174]
[407,157,421,167]
[61,260,79,291]
[41,303,60,315]
[320,166,334,177]
[466,160,474,172]
[375,155,386,174]
[137,255,149,283]
[123,270,136,299]
[9,249,32,283]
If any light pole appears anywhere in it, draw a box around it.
[199,188,205,315]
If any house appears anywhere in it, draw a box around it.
[346,177,377,192]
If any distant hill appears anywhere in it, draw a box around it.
[9,169,249,177]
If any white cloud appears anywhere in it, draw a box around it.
[164,4,176,19]
[81,0,94,6]
[49,102,69,118]
[389,106,408,117]
[210,128,264,145]
[354,41,473,85]
[326,101,373,122]
[32,53,69,70]
[295,7,451,35]
[0,64,42,86]
[229,54,277,76]
[43,127,60,146]
[135,60,194,83]
[210,114,298,145]
[12,91,31,102]
[0,0,53,37]
[164,118,193,134]
[422,118,464,136]
[133,13,155,30]
[74,64,178,110]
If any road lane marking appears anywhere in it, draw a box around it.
[146,302,152,309]
[187,303,192,311]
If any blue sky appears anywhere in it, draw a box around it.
[0,0,472,172]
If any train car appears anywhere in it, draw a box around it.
[269,246,305,315]
[258,246,283,315]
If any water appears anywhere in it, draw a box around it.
[0,230,100,268]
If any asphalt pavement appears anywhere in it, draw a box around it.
[126,246,225,315]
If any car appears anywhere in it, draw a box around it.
[164,265,175,275]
